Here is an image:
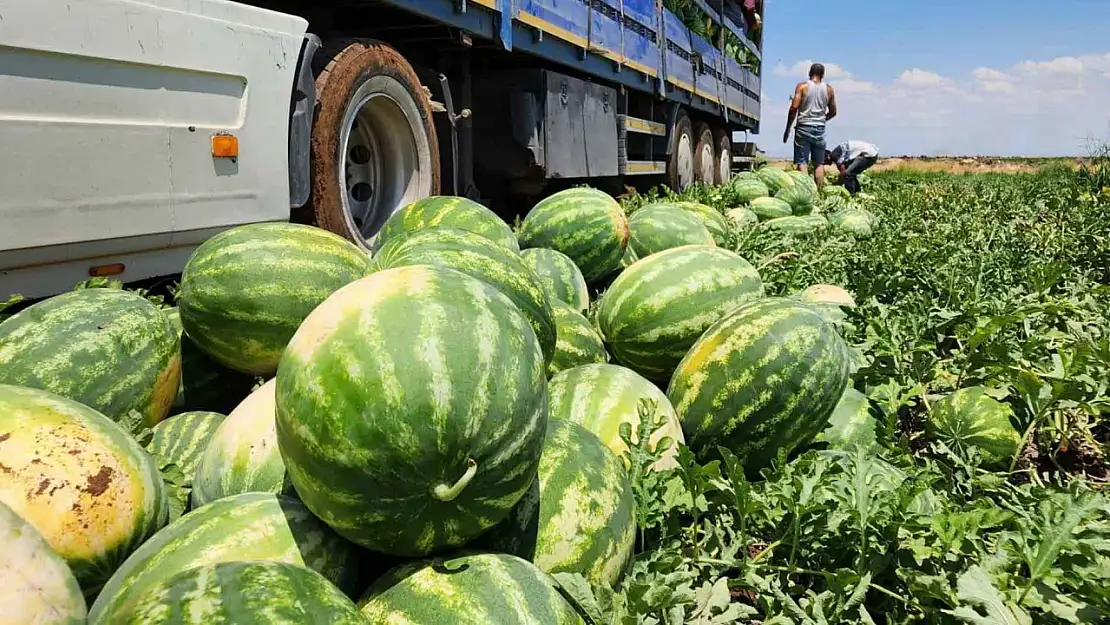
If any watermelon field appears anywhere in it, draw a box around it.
[1,158,1110,624]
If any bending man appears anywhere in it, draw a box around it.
[783,63,837,190]
[827,140,880,195]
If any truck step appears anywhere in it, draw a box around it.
[618,115,666,136]
[620,160,667,175]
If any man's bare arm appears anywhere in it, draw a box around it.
[825,85,837,121]
[783,83,804,142]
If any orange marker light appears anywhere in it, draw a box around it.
[89,263,125,277]
[211,134,239,158]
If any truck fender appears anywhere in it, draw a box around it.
[288,33,322,210]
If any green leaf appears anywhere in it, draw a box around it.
[948,566,1031,625]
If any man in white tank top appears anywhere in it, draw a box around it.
[783,63,838,189]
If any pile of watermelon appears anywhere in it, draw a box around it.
[0,188,868,623]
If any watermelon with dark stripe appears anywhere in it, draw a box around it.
[88,492,358,624]
[479,418,635,585]
[829,208,875,237]
[520,248,590,312]
[727,207,759,229]
[787,169,819,198]
[597,246,764,381]
[192,379,288,508]
[548,364,683,471]
[275,266,547,556]
[926,386,1022,467]
[177,223,374,376]
[672,201,729,245]
[731,177,770,204]
[164,308,256,416]
[748,197,793,221]
[549,301,608,377]
[0,289,180,427]
[148,411,225,487]
[373,227,556,364]
[775,184,815,215]
[761,214,827,235]
[517,187,629,283]
[358,553,583,624]
[114,561,365,625]
[375,195,519,252]
[667,298,852,471]
[628,204,715,258]
[0,385,168,592]
[0,498,87,625]
[756,167,793,194]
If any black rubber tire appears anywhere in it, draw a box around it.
[712,127,733,185]
[305,39,440,250]
[666,112,695,191]
[692,122,716,185]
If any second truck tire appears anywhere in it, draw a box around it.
[308,40,440,251]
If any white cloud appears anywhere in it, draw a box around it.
[895,68,948,87]
[1018,56,1084,74]
[972,67,1015,93]
[772,59,875,93]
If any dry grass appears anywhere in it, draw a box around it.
[766,156,1082,174]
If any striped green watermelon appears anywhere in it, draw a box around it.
[762,214,827,235]
[164,308,256,416]
[731,177,770,204]
[114,561,364,625]
[748,197,793,221]
[373,227,556,365]
[672,201,729,245]
[549,301,608,377]
[148,411,225,487]
[668,298,852,471]
[756,167,793,194]
[358,553,583,624]
[479,419,635,585]
[520,248,590,312]
[0,289,180,427]
[597,246,764,380]
[822,185,852,201]
[548,364,683,471]
[275,265,547,556]
[375,195,518,252]
[726,207,759,229]
[620,245,638,269]
[0,498,87,624]
[192,379,288,508]
[787,169,819,197]
[517,187,629,283]
[89,492,358,624]
[177,223,374,376]
[926,387,1022,467]
[628,204,715,258]
[816,388,878,452]
[0,385,168,591]
[829,208,875,237]
[775,184,815,215]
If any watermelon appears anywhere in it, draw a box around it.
[748,197,793,221]
[816,388,878,452]
[479,419,635,585]
[275,265,547,556]
[798,284,857,309]
[731,177,770,204]
[0,498,87,624]
[372,227,557,365]
[517,187,629,283]
[668,298,852,471]
[88,492,358,624]
[726,207,759,229]
[114,561,365,625]
[0,289,180,427]
[787,169,819,197]
[597,246,764,380]
[192,379,288,508]
[628,204,715,258]
[0,384,168,591]
[672,201,730,245]
[762,215,828,235]
[177,222,374,376]
[829,208,875,237]
[375,195,518,252]
[620,245,638,269]
[148,411,225,487]
[775,184,815,215]
[358,553,584,624]
[520,248,591,312]
[548,364,683,471]
[164,308,256,416]
[756,166,793,194]
[822,185,852,201]
[926,387,1022,467]
[549,301,609,377]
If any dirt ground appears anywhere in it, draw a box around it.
[767,156,1082,174]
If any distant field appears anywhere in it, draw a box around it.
[766,155,1083,173]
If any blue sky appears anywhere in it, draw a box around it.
[757,0,1110,157]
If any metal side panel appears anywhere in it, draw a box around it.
[516,0,590,49]
[623,29,660,78]
[662,10,692,55]
[0,0,306,267]
[589,1,624,64]
[583,81,619,177]
[543,72,588,178]
[622,0,656,30]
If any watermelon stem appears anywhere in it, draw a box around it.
[433,457,478,501]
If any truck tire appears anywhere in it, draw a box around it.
[308,39,440,251]
[712,127,732,185]
[666,113,695,191]
[692,122,715,185]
